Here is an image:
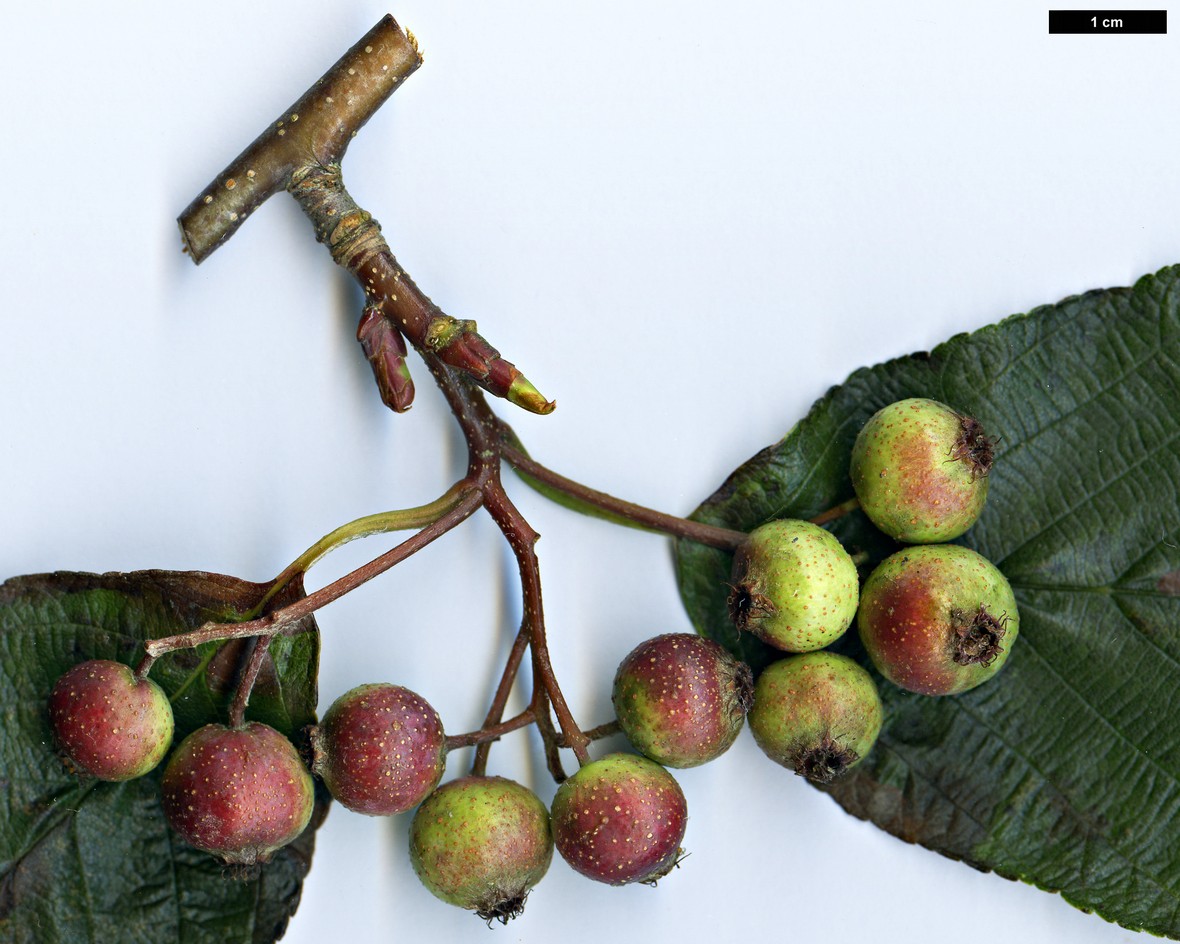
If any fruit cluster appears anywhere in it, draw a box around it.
[43,398,1019,924]
[729,396,1021,783]
[47,659,318,867]
[43,660,699,920]
[722,394,1019,783]
[852,398,1018,696]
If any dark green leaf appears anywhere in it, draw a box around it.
[676,265,1180,937]
[0,570,325,944]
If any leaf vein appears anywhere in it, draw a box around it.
[873,736,991,839]
[1015,599,1180,788]
[997,423,1180,573]
[974,298,1091,391]
[71,808,98,942]
[994,331,1172,470]
[771,411,862,517]
[951,693,1180,903]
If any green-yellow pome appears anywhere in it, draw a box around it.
[729,519,859,652]
[409,775,553,924]
[850,397,994,543]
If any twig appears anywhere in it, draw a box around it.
[559,719,621,747]
[533,694,568,783]
[472,625,532,776]
[178,15,552,415]
[444,709,536,751]
[143,488,482,659]
[500,439,747,550]
[810,497,860,526]
[178,15,421,264]
[287,162,553,413]
[227,636,273,729]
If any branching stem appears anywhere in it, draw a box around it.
[444,708,536,751]
[249,483,470,618]
[499,438,747,550]
[481,482,590,765]
[425,362,593,767]
[810,496,860,526]
[176,16,761,778]
[472,625,532,777]
[228,636,273,729]
[560,720,621,746]
[534,694,567,783]
[142,488,482,661]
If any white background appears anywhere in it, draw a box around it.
[2,3,1176,943]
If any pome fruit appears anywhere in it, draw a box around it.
[48,659,174,781]
[850,397,994,543]
[161,721,315,865]
[550,753,687,886]
[748,652,883,783]
[409,775,553,923]
[858,544,1019,695]
[612,633,753,768]
[728,519,859,652]
[309,682,446,815]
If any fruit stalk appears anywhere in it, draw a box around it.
[444,709,538,751]
[534,693,568,782]
[227,635,273,729]
[480,471,591,764]
[251,483,472,617]
[138,486,483,668]
[499,437,747,549]
[471,624,531,776]
[559,720,622,745]
[808,496,860,526]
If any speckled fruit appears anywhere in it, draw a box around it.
[748,652,883,783]
[309,683,446,816]
[850,397,994,543]
[48,659,174,781]
[858,544,1019,695]
[550,753,687,886]
[161,722,315,865]
[612,633,753,768]
[409,776,553,924]
[728,519,859,652]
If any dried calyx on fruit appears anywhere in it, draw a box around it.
[850,397,995,543]
[612,633,753,768]
[550,753,688,886]
[409,775,553,924]
[728,519,859,652]
[48,659,174,782]
[857,544,1019,696]
[309,682,446,816]
[748,652,883,783]
[161,721,315,866]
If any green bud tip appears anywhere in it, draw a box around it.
[508,375,556,415]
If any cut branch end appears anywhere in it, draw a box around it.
[177,14,422,264]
